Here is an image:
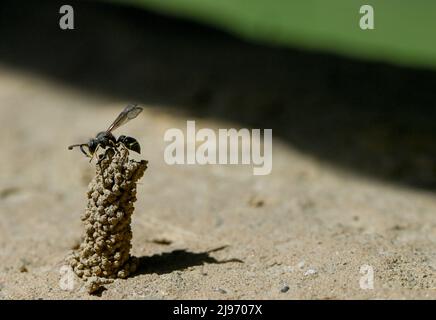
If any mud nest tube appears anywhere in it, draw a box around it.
[67,146,147,293]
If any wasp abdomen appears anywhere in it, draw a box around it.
[117,135,141,154]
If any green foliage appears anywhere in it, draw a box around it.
[115,0,436,69]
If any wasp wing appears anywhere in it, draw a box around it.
[106,104,143,133]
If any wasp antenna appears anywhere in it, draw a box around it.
[68,143,85,150]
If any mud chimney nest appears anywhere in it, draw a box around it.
[67,146,147,293]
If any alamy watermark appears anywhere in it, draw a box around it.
[59,4,375,31]
[59,5,74,30]
[164,121,272,175]
[359,5,374,30]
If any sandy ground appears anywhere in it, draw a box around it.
[0,65,436,299]
[1,1,436,300]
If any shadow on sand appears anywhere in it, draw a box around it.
[134,246,243,276]
[2,0,436,189]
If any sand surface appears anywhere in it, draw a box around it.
[0,66,435,299]
[1,1,436,300]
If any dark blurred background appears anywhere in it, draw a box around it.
[1,0,436,189]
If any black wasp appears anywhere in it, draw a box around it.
[68,104,143,162]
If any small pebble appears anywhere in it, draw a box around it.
[280,285,290,293]
[214,288,227,294]
[304,269,317,276]
[19,265,28,273]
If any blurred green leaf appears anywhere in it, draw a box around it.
[114,0,436,69]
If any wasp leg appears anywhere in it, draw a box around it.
[97,148,115,166]
[89,144,101,163]
[115,139,129,152]
[109,140,121,154]
[118,142,131,157]
[79,145,91,158]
